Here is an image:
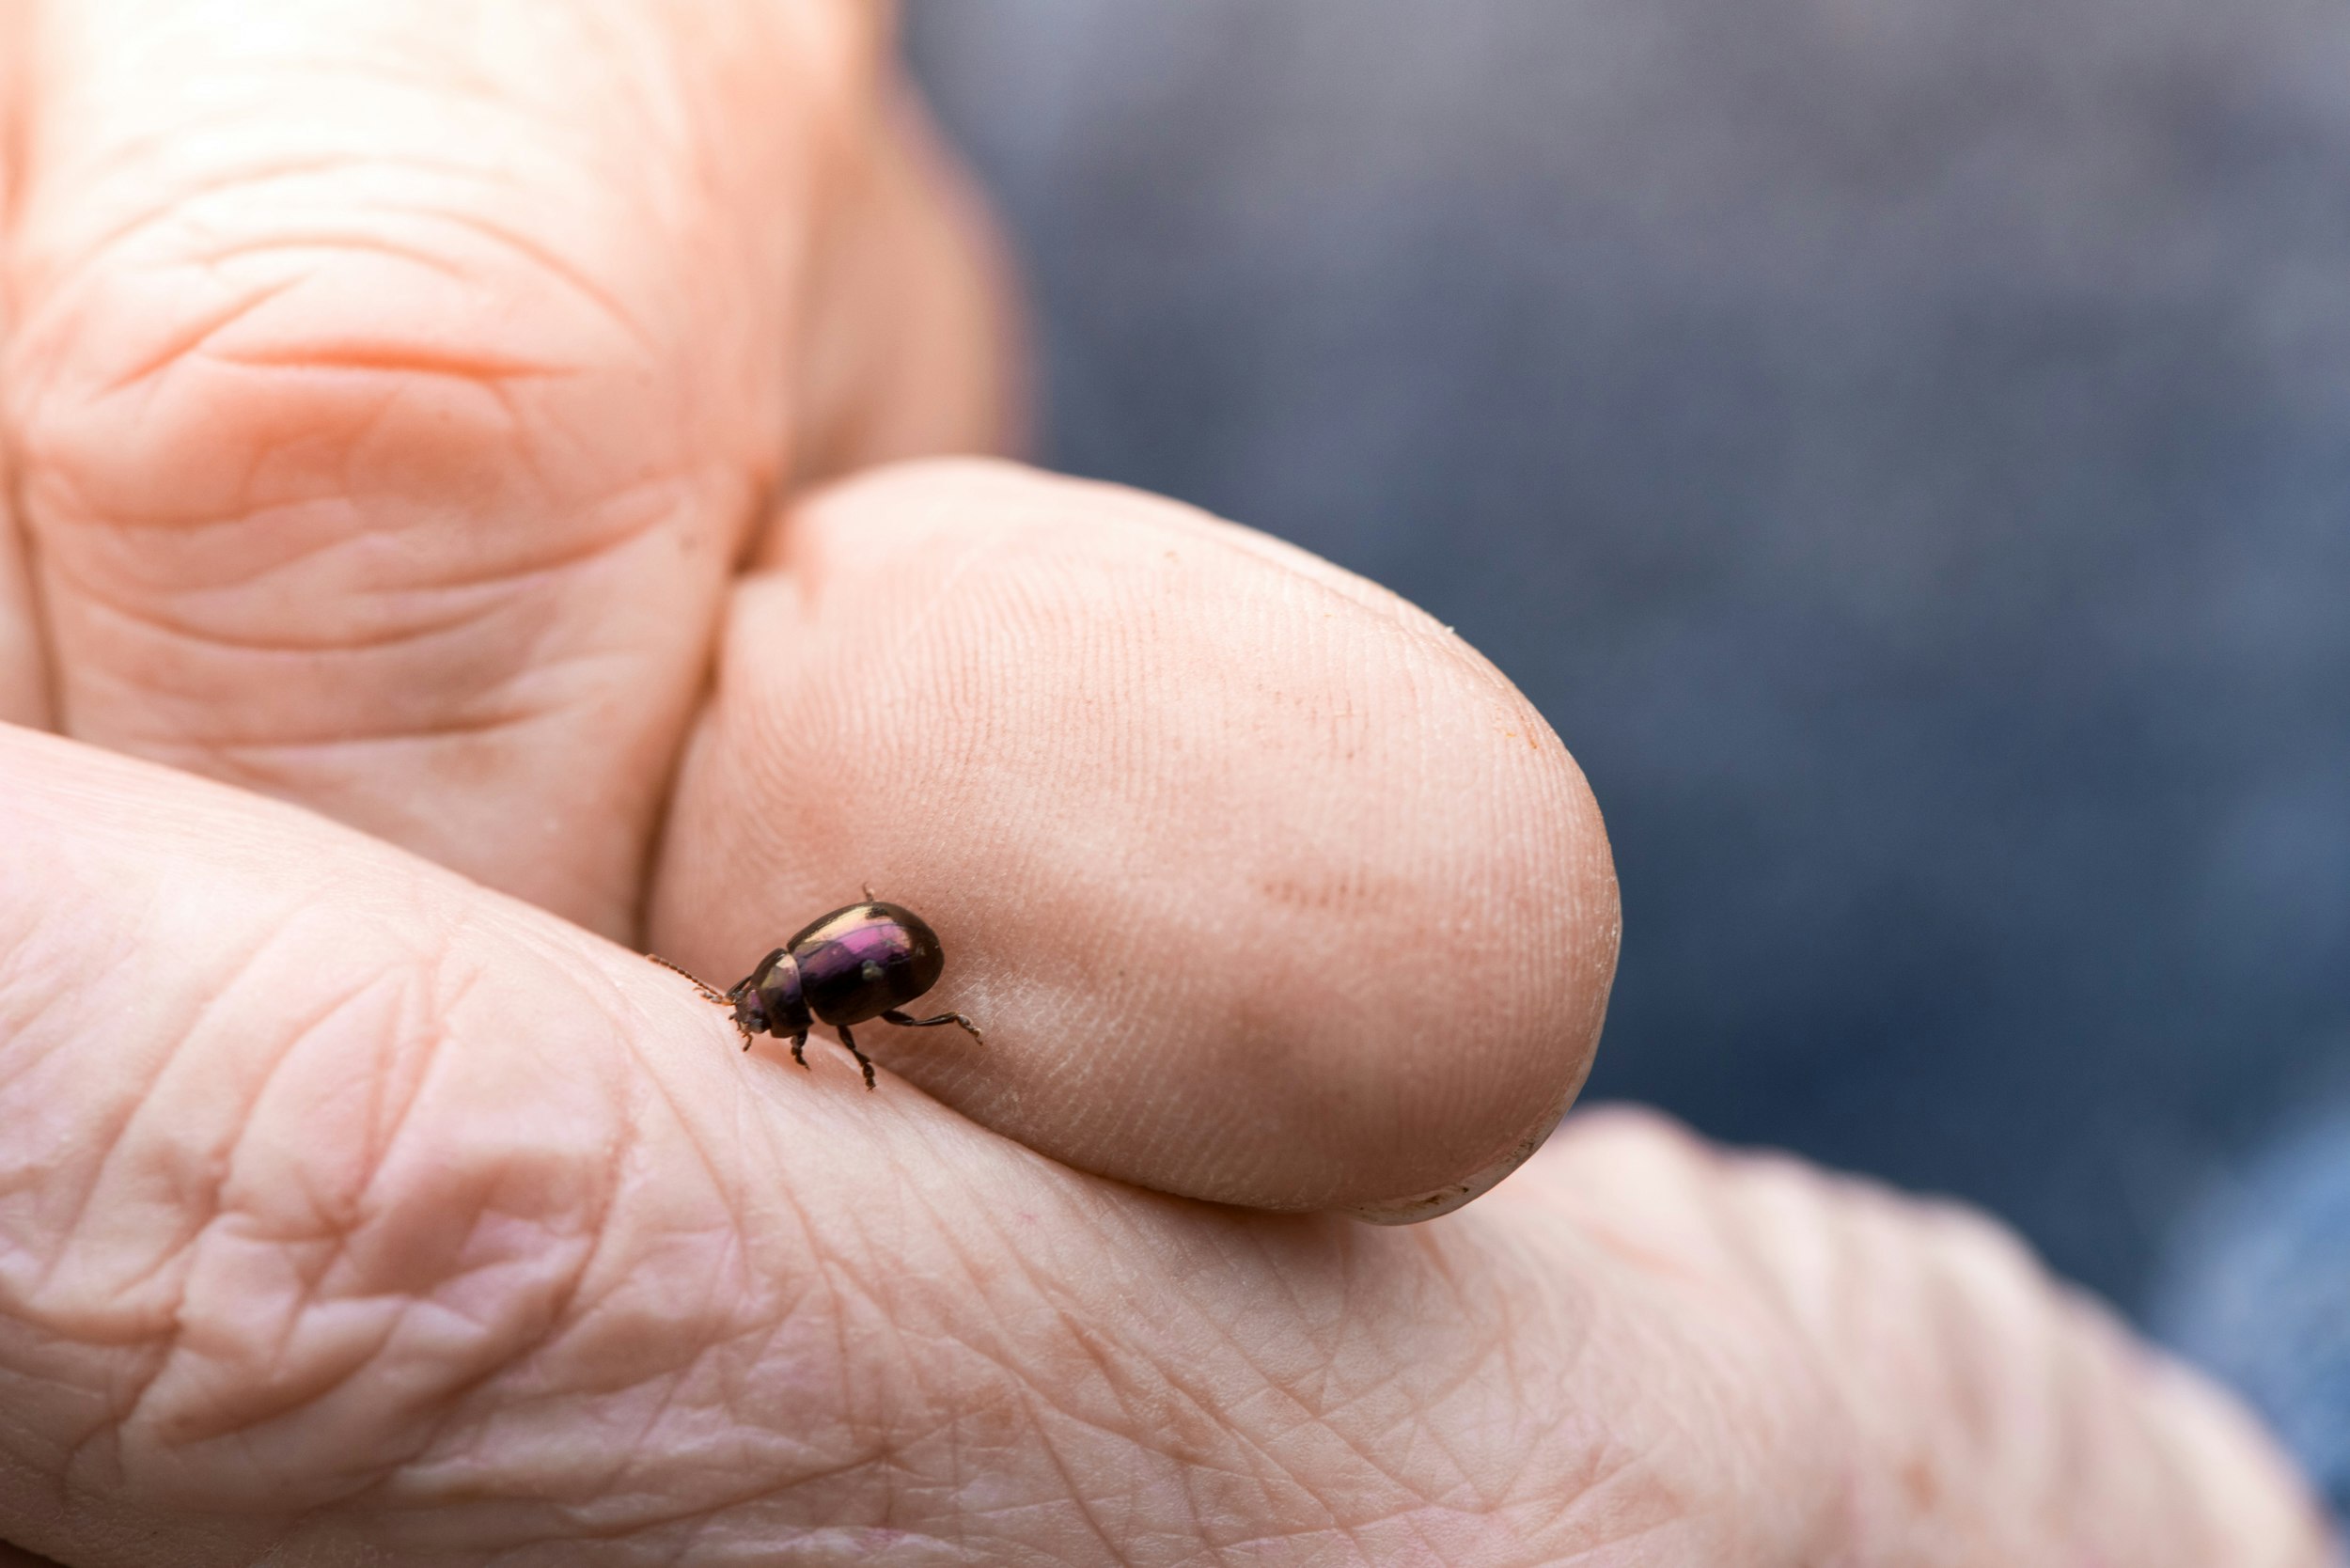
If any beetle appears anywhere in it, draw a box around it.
[649,899,984,1090]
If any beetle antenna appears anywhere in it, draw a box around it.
[646,952,732,1007]
[861,882,878,902]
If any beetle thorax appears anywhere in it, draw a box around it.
[735,948,810,1039]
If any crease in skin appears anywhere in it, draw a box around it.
[18,922,406,1336]
[122,973,466,1454]
[89,275,304,401]
[48,624,603,759]
[34,488,683,652]
[29,458,723,628]
[33,160,655,375]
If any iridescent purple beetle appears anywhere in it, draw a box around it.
[650,900,983,1090]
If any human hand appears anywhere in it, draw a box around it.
[0,3,2333,1564]
[0,725,2331,1565]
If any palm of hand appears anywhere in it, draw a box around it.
[0,5,2326,1565]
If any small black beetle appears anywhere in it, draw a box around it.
[650,900,983,1090]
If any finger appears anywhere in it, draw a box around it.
[0,8,50,729]
[2,743,2325,1566]
[781,80,1024,487]
[3,0,863,935]
[647,460,1622,1216]
[1512,1110,2341,1565]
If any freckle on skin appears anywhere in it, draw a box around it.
[1901,1457,1939,1509]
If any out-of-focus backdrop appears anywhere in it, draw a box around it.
[902,0,2349,1501]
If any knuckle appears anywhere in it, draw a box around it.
[15,175,641,531]
[6,168,719,650]
[4,170,734,760]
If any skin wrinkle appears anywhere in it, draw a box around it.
[762,468,1531,747]
[967,1201,1496,1560]
[794,1148,901,1503]
[11,929,296,1329]
[849,1185,1147,1551]
[1041,1292,1230,1498]
[200,337,571,383]
[192,1203,598,1513]
[25,65,555,212]
[1211,1267,1422,1511]
[91,274,324,403]
[562,1074,748,1498]
[1493,1182,1807,1549]
[270,964,600,1493]
[20,136,499,285]
[102,965,448,1461]
[1737,1175,1888,1531]
[855,1166,1029,1542]
[55,972,425,1363]
[1185,1334,1376,1516]
[41,1010,365,1502]
[32,353,611,581]
[23,206,638,447]
[63,656,575,756]
[517,1105,695,1445]
[35,543,591,662]
[1497,1439,1650,1559]
[59,150,521,263]
[121,910,602,1513]
[1001,1396,1120,1568]
[592,1152,878,1523]
[18,36,722,302]
[23,411,733,804]
[377,1154,746,1523]
[393,198,658,358]
[1622,1146,2076,1561]
[42,517,697,760]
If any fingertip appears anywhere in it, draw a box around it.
[656,461,1620,1215]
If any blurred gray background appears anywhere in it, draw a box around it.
[901,0,2350,1485]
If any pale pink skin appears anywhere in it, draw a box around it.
[0,4,2332,1565]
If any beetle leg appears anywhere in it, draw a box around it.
[790,1031,810,1070]
[882,1009,986,1047]
[836,1024,878,1090]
